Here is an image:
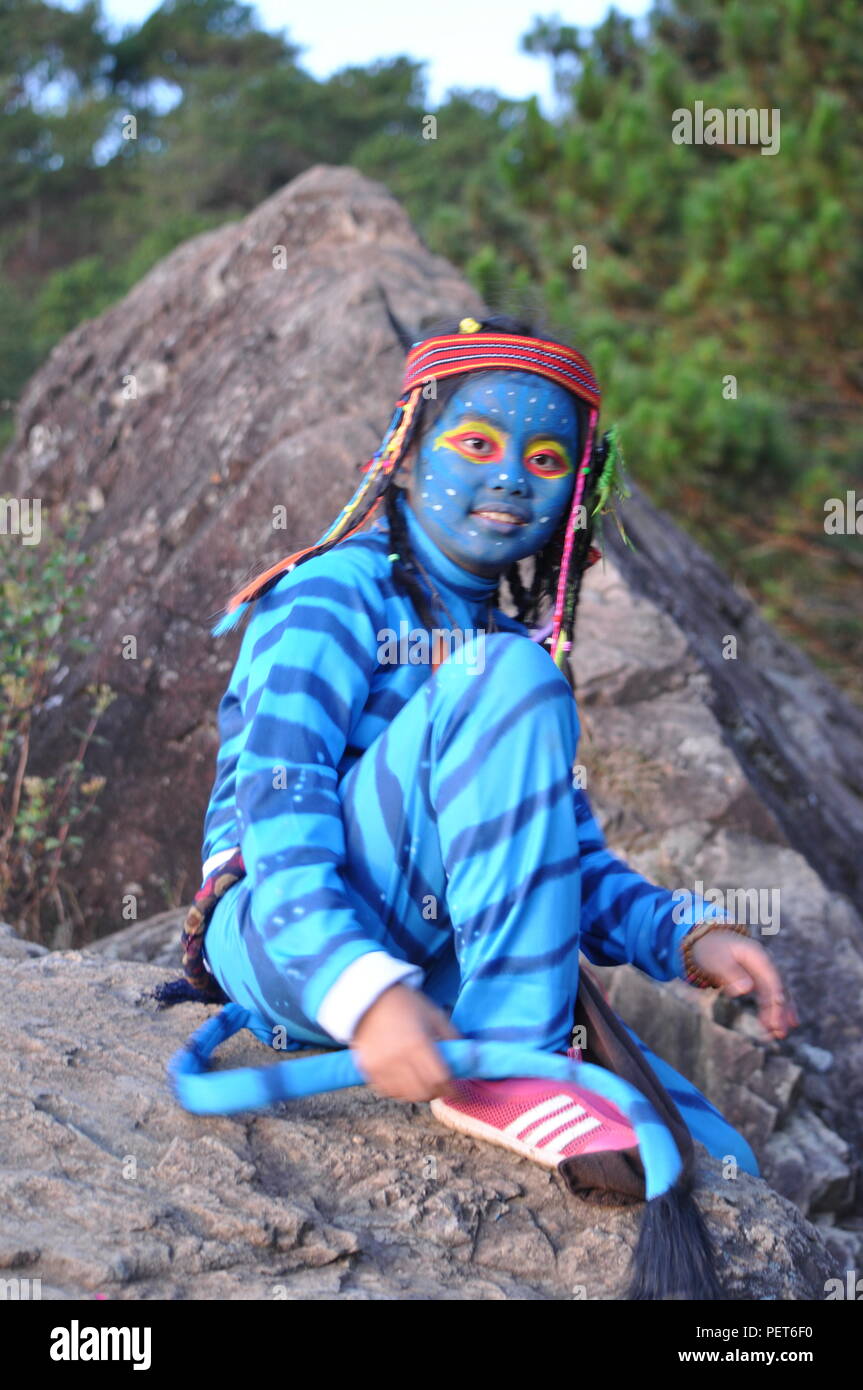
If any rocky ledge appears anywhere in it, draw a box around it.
[0,936,841,1301]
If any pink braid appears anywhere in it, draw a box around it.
[549,407,599,661]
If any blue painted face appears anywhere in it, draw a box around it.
[402,370,580,577]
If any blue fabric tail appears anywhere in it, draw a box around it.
[167,1004,682,1200]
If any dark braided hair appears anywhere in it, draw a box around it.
[384,481,438,630]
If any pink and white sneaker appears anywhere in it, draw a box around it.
[429,1047,637,1170]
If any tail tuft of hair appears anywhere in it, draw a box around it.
[626,1178,724,1301]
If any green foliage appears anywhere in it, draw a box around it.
[0,274,41,407]
[33,255,123,349]
[0,502,116,943]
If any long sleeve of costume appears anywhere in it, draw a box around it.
[574,787,728,982]
[216,548,422,1043]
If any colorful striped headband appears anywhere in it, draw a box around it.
[213,318,602,656]
[402,326,601,406]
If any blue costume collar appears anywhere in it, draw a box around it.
[394,490,499,604]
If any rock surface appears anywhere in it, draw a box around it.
[575,562,863,1257]
[601,484,863,912]
[0,948,839,1300]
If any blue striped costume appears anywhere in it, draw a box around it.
[200,491,758,1174]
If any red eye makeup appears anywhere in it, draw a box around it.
[433,420,507,463]
[525,439,574,479]
[433,420,573,479]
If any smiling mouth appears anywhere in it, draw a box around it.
[471,508,528,525]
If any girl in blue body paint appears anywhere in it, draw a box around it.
[191,315,796,1181]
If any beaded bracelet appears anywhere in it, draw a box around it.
[681,920,750,988]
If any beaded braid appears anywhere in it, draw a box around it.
[523,454,599,695]
[559,460,599,647]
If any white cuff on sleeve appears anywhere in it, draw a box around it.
[201,845,240,880]
[316,952,424,1045]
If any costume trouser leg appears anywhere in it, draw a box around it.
[205,632,582,1052]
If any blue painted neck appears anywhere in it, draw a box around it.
[396,490,499,603]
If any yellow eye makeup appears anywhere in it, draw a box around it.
[433,420,507,463]
[432,420,574,478]
[525,438,573,479]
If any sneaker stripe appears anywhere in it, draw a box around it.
[519,1103,587,1145]
[537,1116,603,1156]
[502,1094,577,1138]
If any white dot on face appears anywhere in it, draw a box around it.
[425,473,433,480]
[508,391,514,396]
[432,504,442,510]
[508,410,515,414]
[445,487,456,495]
[540,515,550,522]
[421,491,428,499]
[468,528,477,535]
[495,540,503,546]
[498,473,509,480]
[529,397,536,403]
[525,417,532,422]
[465,400,472,406]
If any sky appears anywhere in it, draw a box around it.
[83,0,652,111]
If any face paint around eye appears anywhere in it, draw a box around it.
[403,370,581,578]
[433,420,508,464]
[525,438,574,479]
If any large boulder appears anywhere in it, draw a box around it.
[0,165,487,941]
